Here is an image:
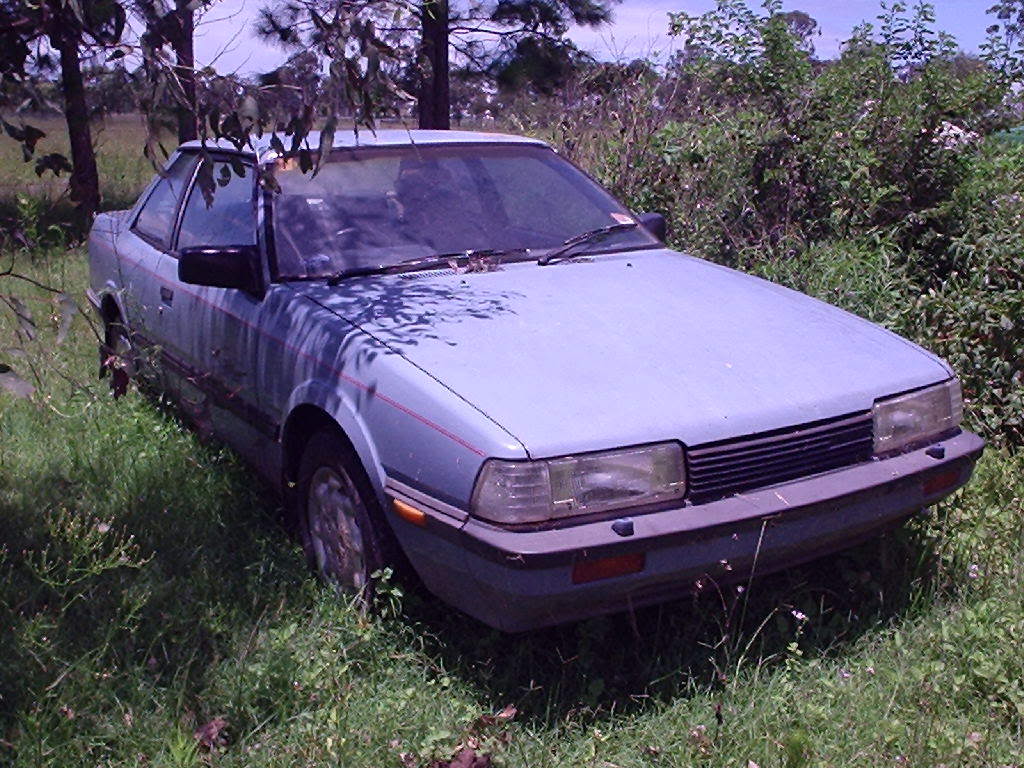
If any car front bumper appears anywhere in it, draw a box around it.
[390,430,984,632]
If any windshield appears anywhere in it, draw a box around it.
[269,143,656,280]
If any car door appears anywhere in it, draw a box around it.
[119,152,198,386]
[166,154,269,464]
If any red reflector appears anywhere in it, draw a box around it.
[923,468,961,496]
[572,552,645,584]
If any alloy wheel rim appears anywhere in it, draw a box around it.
[307,465,368,593]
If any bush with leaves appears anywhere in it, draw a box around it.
[542,1,1009,267]
[905,140,1024,445]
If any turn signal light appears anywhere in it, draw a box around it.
[923,468,961,496]
[392,498,427,527]
[572,552,645,584]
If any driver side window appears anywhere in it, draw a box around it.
[176,159,257,251]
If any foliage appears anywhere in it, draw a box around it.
[253,0,615,132]
[906,141,1024,445]
[0,0,127,93]
[0,0,129,215]
[545,0,1007,264]
[737,140,1024,448]
[251,0,418,132]
[0,115,154,249]
[981,0,1024,89]
[491,37,588,95]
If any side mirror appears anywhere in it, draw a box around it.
[178,245,262,294]
[637,212,667,242]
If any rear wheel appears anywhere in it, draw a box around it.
[296,429,386,607]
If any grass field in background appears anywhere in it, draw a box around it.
[0,115,153,209]
[0,118,1022,767]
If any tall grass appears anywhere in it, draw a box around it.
[0,115,153,207]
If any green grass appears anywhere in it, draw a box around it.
[1,122,1023,767]
[0,115,154,207]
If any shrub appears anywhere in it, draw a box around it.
[906,142,1024,445]
[537,1,1007,267]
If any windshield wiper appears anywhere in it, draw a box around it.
[325,247,528,285]
[325,264,395,285]
[408,247,529,265]
[538,222,639,266]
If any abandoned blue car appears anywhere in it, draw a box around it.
[87,130,983,631]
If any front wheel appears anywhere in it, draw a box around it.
[296,430,386,606]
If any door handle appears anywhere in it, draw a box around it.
[160,286,174,305]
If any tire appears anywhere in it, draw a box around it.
[296,429,387,607]
[103,320,137,398]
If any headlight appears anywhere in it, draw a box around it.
[873,379,962,455]
[472,443,686,524]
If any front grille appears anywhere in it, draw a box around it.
[687,411,874,504]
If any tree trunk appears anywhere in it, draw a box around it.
[173,0,198,143]
[50,17,100,219]
[418,0,450,129]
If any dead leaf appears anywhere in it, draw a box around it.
[688,724,711,754]
[54,293,76,344]
[193,716,227,750]
[494,704,517,722]
[748,761,761,768]
[441,747,491,768]
[471,703,517,731]
[399,752,418,768]
[59,705,74,719]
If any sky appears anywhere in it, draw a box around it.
[193,0,1002,77]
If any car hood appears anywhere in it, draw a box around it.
[295,249,951,458]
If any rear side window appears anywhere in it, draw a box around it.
[176,159,256,250]
[133,154,196,248]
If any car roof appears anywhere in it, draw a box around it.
[178,128,549,160]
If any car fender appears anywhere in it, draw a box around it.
[96,281,129,325]
[87,211,129,325]
[282,378,387,498]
